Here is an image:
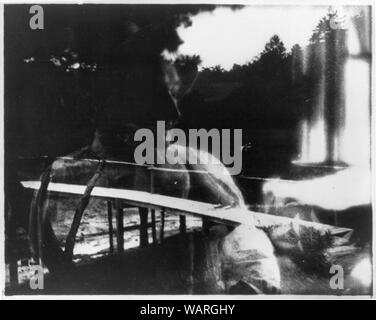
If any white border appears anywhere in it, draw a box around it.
[0,0,374,300]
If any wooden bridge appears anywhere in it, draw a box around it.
[5,153,354,288]
[21,180,351,253]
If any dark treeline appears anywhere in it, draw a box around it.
[180,35,304,131]
[177,35,306,175]
[178,10,352,175]
[182,10,348,134]
[5,5,348,176]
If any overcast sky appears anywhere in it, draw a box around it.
[177,6,330,70]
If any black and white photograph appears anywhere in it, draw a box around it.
[1,1,374,298]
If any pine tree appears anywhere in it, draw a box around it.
[262,35,287,57]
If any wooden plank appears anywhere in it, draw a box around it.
[115,200,124,253]
[179,215,187,234]
[64,160,105,261]
[151,210,157,243]
[21,181,352,236]
[160,210,165,243]
[139,207,149,248]
[107,201,114,253]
